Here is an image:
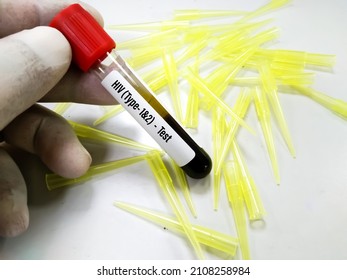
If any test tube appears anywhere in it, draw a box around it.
[50,4,212,179]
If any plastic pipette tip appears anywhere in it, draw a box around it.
[93,105,124,126]
[128,42,184,69]
[212,107,226,210]
[174,9,248,21]
[183,55,200,129]
[169,159,198,218]
[292,86,347,118]
[215,26,277,58]
[206,46,259,91]
[127,48,163,69]
[231,141,266,221]
[305,52,336,68]
[223,161,251,260]
[199,19,273,37]
[114,201,238,256]
[258,61,296,158]
[240,61,315,86]
[215,89,252,175]
[238,0,291,23]
[276,73,315,86]
[162,48,184,123]
[145,151,205,259]
[184,68,256,134]
[53,102,71,115]
[46,154,149,190]
[253,87,281,185]
[117,29,179,50]
[211,27,279,61]
[213,171,222,211]
[69,120,158,152]
[262,49,336,69]
[107,20,190,32]
[184,85,199,128]
[142,39,208,94]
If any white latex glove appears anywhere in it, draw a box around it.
[0,0,116,237]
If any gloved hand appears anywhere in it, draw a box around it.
[0,0,116,237]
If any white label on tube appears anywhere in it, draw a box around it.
[101,70,195,166]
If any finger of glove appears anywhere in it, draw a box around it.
[0,0,104,38]
[2,104,92,179]
[0,148,29,237]
[0,26,71,130]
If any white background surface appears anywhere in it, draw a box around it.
[1,0,347,260]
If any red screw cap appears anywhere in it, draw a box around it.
[50,4,116,72]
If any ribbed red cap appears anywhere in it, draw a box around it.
[50,4,116,72]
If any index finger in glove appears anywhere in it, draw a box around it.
[0,26,71,130]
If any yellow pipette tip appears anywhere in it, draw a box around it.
[258,60,296,158]
[93,105,124,126]
[184,56,200,129]
[293,86,347,118]
[114,201,238,256]
[231,141,266,221]
[169,159,198,218]
[212,106,227,210]
[52,102,71,115]
[253,87,281,185]
[174,9,248,21]
[107,20,190,32]
[184,68,256,135]
[128,43,183,69]
[142,39,208,95]
[184,87,200,129]
[212,173,221,211]
[69,121,159,152]
[46,154,149,190]
[239,0,291,23]
[305,53,336,68]
[223,160,251,260]
[215,89,252,175]
[162,48,184,122]
[276,73,315,86]
[145,151,205,260]
[117,29,179,50]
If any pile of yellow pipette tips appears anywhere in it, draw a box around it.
[47,0,346,259]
